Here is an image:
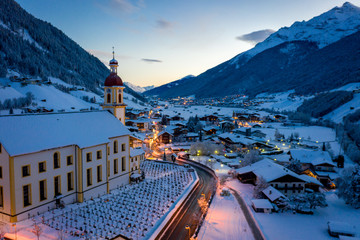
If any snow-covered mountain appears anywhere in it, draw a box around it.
[230,2,360,67]
[125,82,155,93]
[145,2,360,99]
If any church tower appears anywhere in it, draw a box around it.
[102,50,126,124]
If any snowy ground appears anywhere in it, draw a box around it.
[228,180,360,240]
[255,91,305,112]
[5,161,195,240]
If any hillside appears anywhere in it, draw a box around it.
[145,2,360,98]
[0,0,145,102]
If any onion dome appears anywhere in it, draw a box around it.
[104,72,123,86]
[109,58,118,65]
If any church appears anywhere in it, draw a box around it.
[0,53,143,222]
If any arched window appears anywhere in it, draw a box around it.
[107,93,111,103]
[113,140,118,154]
[53,152,60,169]
[118,93,121,103]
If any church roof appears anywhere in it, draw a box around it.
[105,72,123,87]
[0,111,130,156]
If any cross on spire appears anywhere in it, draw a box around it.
[112,47,115,59]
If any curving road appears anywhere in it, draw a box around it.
[159,162,217,240]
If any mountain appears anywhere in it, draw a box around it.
[144,75,195,96]
[145,2,360,98]
[125,82,155,93]
[0,0,145,102]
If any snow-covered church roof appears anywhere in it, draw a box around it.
[0,111,131,156]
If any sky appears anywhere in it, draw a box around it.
[15,0,360,87]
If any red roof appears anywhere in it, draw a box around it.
[104,72,123,87]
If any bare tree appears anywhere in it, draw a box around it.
[253,176,269,198]
[198,195,209,215]
[31,222,42,240]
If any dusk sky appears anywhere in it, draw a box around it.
[15,0,360,87]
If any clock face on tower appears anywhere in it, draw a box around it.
[106,89,111,93]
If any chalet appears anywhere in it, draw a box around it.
[184,132,199,142]
[290,149,336,172]
[237,159,322,197]
[251,199,273,213]
[156,131,173,144]
[200,115,219,124]
[261,186,288,205]
[125,118,152,132]
[202,126,217,135]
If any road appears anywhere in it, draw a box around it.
[160,162,217,240]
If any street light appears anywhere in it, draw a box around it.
[185,224,190,240]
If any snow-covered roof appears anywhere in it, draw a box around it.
[290,149,334,166]
[237,159,308,183]
[0,111,130,156]
[218,132,257,145]
[251,199,273,209]
[298,174,322,186]
[130,132,145,141]
[130,147,145,157]
[262,186,287,202]
[328,221,356,235]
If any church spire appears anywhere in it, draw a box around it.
[109,47,118,74]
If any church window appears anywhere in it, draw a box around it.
[22,165,30,177]
[114,159,118,174]
[39,180,47,201]
[86,168,92,186]
[96,150,102,160]
[0,186,3,208]
[114,141,118,154]
[118,94,121,103]
[121,143,126,152]
[67,172,74,191]
[121,157,126,172]
[97,165,102,182]
[53,152,60,169]
[54,175,61,196]
[86,152,92,162]
[67,155,73,166]
[38,162,46,173]
[23,184,31,207]
[107,93,111,103]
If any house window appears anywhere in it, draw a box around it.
[86,152,92,162]
[22,165,30,177]
[97,165,102,182]
[67,172,74,191]
[54,176,61,196]
[38,161,46,173]
[39,180,47,201]
[53,152,60,169]
[293,184,295,188]
[67,155,73,166]
[285,184,288,188]
[121,143,126,152]
[114,141,118,154]
[0,186,3,208]
[96,150,102,160]
[114,159,118,174]
[23,184,31,207]
[118,94,121,103]
[86,168,92,186]
[121,157,126,172]
[275,184,278,188]
[107,93,111,103]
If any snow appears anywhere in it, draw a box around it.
[48,77,74,88]
[262,186,286,202]
[331,82,360,92]
[0,111,130,156]
[197,188,254,240]
[251,199,273,209]
[323,93,360,123]
[228,179,360,240]
[230,2,360,66]
[6,161,196,240]
[0,86,24,101]
[125,82,155,93]
[290,149,333,166]
[254,91,305,112]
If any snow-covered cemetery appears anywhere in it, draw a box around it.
[1,0,360,240]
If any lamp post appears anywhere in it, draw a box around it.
[185,224,190,240]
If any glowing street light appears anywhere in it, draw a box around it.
[185,225,191,240]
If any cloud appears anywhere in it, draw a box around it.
[236,29,275,44]
[141,58,162,63]
[95,0,145,15]
[156,19,173,30]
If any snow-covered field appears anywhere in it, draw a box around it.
[6,161,195,240]
[255,91,305,112]
[323,93,360,123]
